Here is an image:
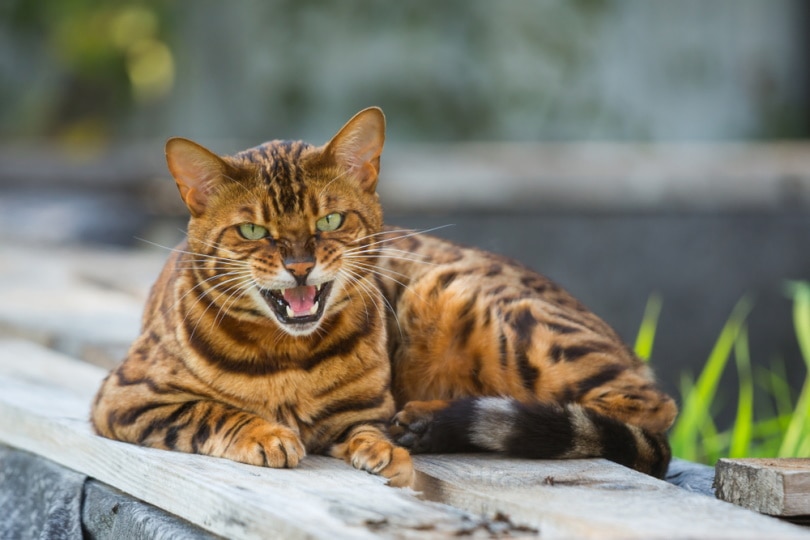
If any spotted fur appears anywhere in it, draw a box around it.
[381,232,677,477]
[91,107,676,485]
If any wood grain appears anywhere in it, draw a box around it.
[413,455,810,539]
[0,244,163,368]
[2,340,810,539]
[716,458,810,517]
[0,340,505,539]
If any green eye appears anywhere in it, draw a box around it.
[316,213,344,232]
[238,223,269,240]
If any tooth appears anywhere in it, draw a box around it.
[279,288,287,295]
[286,305,295,318]
[315,284,321,292]
[309,301,319,315]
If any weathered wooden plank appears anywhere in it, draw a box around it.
[0,245,163,368]
[412,455,810,539]
[0,340,509,539]
[2,339,809,539]
[715,458,810,517]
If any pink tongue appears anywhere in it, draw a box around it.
[282,286,317,315]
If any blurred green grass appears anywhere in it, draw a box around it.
[637,282,810,464]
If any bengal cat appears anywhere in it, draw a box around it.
[91,107,677,487]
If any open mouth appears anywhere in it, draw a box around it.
[260,281,333,325]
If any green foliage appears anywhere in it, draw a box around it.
[1,0,174,142]
[633,292,662,362]
[729,325,753,458]
[778,281,810,457]
[635,283,810,464]
[668,297,753,462]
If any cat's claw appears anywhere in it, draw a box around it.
[330,428,415,488]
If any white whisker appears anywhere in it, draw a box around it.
[345,224,454,253]
[170,268,253,315]
[219,172,257,198]
[318,168,352,199]
[135,237,246,266]
[339,266,403,339]
[344,259,413,282]
[339,268,384,320]
[343,260,426,307]
[182,272,256,337]
[339,277,372,326]
[348,228,414,245]
[344,250,437,267]
[181,229,241,257]
[368,247,433,259]
[212,277,260,329]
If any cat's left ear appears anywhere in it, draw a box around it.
[324,107,386,192]
[165,137,229,217]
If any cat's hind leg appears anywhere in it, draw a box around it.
[388,400,457,453]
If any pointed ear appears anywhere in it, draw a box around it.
[323,107,385,192]
[165,137,228,217]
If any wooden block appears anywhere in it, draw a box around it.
[716,458,810,517]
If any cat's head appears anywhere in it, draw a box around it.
[164,107,386,336]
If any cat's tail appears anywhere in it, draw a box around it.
[391,397,671,478]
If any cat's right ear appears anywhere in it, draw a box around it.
[165,137,227,217]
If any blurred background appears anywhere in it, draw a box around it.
[1,0,809,461]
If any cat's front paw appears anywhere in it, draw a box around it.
[331,429,415,488]
[389,400,448,453]
[352,438,414,488]
[226,422,306,468]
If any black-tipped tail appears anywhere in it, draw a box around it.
[395,397,671,478]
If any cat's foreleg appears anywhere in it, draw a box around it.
[94,398,306,468]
